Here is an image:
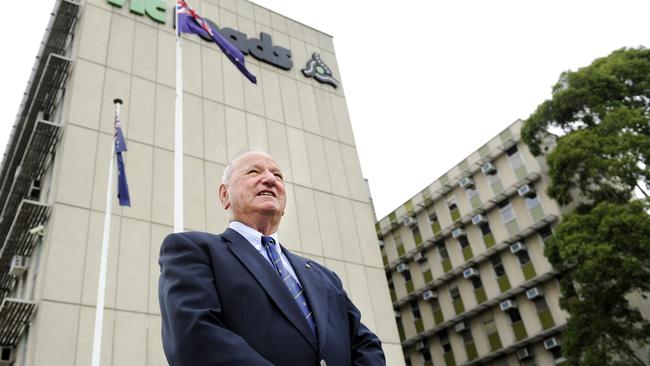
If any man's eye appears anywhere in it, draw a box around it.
[247,169,259,175]
[274,173,284,180]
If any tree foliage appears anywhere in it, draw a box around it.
[523,47,650,365]
[546,201,650,365]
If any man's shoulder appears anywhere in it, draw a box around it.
[162,230,230,249]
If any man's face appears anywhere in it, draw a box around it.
[219,152,286,226]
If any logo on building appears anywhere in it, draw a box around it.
[302,53,338,88]
[204,30,293,70]
[107,0,166,24]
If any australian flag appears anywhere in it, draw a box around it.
[114,113,131,207]
[176,0,257,84]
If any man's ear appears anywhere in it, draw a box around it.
[219,184,230,209]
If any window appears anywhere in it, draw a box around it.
[418,255,430,270]
[534,297,549,313]
[395,235,406,257]
[439,329,452,353]
[490,359,508,366]
[429,212,441,233]
[508,308,522,323]
[402,270,412,282]
[448,198,461,221]
[483,315,498,336]
[507,145,524,169]
[520,358,536,366]
[479,222,492,235]
[538,225,552,243]
[466,187,479,199]
[470,276,483,290]
[437,243,450,260]
[461,329,474,345]
[412,226,422,245]
[498,200,515,223]
[525,192,541,209]
[410,301,421,319]
[490,255,506,277]
[449,286,461,300]
[421,349,432,362]
[387,273,394,290]
[515,250,531,266]
[487,169,501,184]
[430,298,441,312]
[549,344,563,360]
[458,235,470,249]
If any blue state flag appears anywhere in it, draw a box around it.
[176,0,257,84]
[114,115,131,207]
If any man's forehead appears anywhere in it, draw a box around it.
[234,152,281,170]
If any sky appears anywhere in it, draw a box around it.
[1,1,648,220]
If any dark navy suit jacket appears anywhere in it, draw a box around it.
[158,229,386,366]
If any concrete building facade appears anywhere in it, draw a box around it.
[0,0,403,364]
[376,120,569,366]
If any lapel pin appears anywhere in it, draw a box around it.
[306,263,312,269]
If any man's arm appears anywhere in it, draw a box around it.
[331,272,386,365]
[158,233,273,366]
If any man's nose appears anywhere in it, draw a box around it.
[260,170,276,185]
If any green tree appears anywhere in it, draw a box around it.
[523,47,650,365]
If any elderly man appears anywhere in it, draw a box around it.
[158,151,385,366]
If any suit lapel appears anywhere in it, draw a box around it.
[284,249,329,353]
[221,229,318,352]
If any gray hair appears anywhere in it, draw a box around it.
[221,148,270,184]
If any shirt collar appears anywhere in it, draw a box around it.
[229,221,280,251]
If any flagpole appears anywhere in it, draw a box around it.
[174,1,184,233]
[91,98,122,366]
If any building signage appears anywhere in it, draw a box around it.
[107,0,166,24]
[106,0,338,82]
[196,26,293,70]
[302,53,338,88]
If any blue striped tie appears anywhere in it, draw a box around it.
[262,236,317,336]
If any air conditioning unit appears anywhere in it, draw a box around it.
[413,251,427,263]
[422,290,437,301]
[454,321,468,332]
[499,299,517,312]
[452,227,466,239]
[517,184,536,198]
[526,287,543,300]
[415,340,427,351]
[396,263,409,273]
[459,176,475,189]
[463,267,479,279]
[510,242,526,254]
[544,337,560,349]
[0,346,14,365]
[516,347,533,360]
[403,217,418,227]
[481,162,497,174]
[9,255,28,277]
[378,240,384,248]
[394,310,401,318]
[471,214,487,225]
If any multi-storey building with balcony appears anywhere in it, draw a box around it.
[376,119,569,366]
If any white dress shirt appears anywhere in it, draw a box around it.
[228,221,302,285]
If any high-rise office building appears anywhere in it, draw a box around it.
[376,120,570,366]
[0,0,403,364]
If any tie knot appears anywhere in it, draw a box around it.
[261,236,275,247]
